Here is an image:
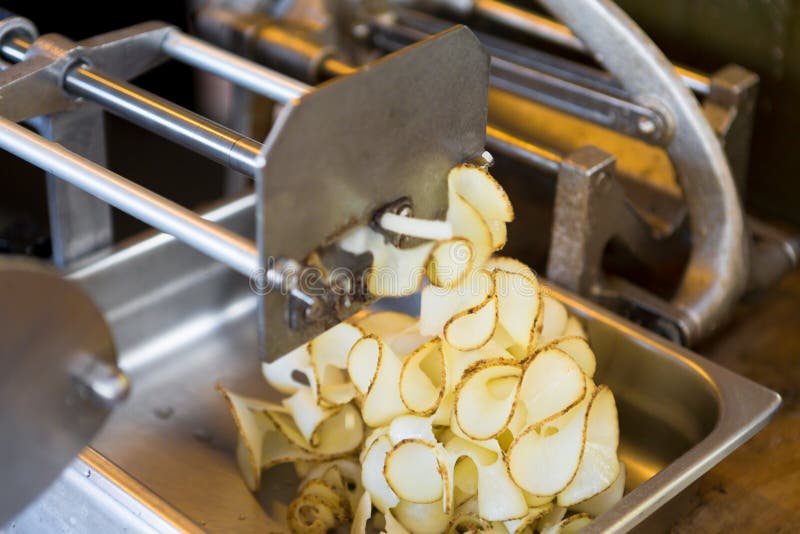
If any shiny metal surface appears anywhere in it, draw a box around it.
[0,116,260,277]
[0,29,266,177]
[540,0,748,345]
[62,64,266,178]
[4,195,777,532]
[0,22,172,123]
[0,258,118,525]
[28,106,114,268]
[373,9,668,144]
[162,31,309,103]
[256,26,489,359]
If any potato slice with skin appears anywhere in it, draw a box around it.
[448,164,514,223]
[352,490,372,534]
[282,387,337,445]
[447,191,494,269]
[348,335,409,427]
[368,240,434,297]
[506,393,591,496]
[537,505,566,532]
[494,269,541,349]
[354,311,417,339]
[383,509,411,534]
[486,220,507,250]
[287,493,340,534]
[571,462,626,517]
[267,403,363,457]
[420,268,494,336]
[486,256,535,280]
[541,513,593,534]
[428,238,475,289]
[563,316,587,339]
[454,360,522,440]
[261,343,313,394]
[308,323,364,406]
[384,439,444,503]
[544,336,596,378]
[519,348,587,428]
[504,503,553,534]
[476,457,529,522]
[393,499,452,534]
[340,225,434,297]
[558,386,620,507]
[400,338,447,415]
[389,414,437,444]
[361,435,399,513]
[443,291,498,351]
[219,387,317,491]
[443,436,527,522]
[443,338,515,387]
[538,294,569,346]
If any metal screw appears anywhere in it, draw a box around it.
[637,116,656,136]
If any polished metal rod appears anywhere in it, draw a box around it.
[485,125,562,174]
[162,31,311,103]
[0,37,265,177]
[473,0,711,95]
[0,116,260,277]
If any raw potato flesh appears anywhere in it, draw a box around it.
[220,164,623,533]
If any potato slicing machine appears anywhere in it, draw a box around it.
[0,3,784,533]
[0,13,488,525]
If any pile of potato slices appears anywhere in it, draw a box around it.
[220,164,625,533]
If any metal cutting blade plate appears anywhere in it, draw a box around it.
[256,26,489,359]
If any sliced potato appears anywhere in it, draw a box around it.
[447,190,494,269]
[454,360,522,440]
[558,386,620,507]
[494,269,541,350]
[393,499,452,534]
[518,348,587,428]
[538,295,569,346]
[261,343,313,394]
[546,336,596,378]
[355,311,417,339]
[348,335,409,427]
[540,512,593,534]
[503,503,553,534]
[400,338,446,415]
[448,164,514,223]
[443,291,498,351]
[506,394,591,496]
[486,256,535,280]
[571,462,626,517]
[427,238,474,289]
[361,435,399,513]
[419,268,494,336]
[563,316,587,339]
[384,439,444,503]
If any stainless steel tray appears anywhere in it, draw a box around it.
[5,194,780,533]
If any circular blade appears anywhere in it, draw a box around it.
[0,257,119,524]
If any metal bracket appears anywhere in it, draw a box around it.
[0,21,174,122]
[546,145,689,341]
[703,64,759,197]
[0,20,175,266]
